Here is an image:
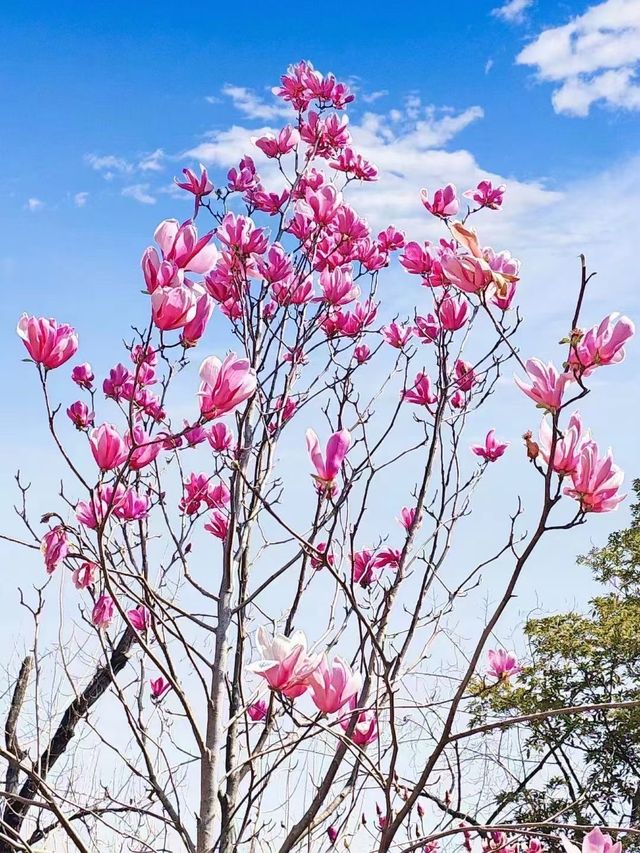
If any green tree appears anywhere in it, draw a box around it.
[484,480,640,833]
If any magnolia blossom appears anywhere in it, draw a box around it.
[67,400,94,430]
[126,424,161,470]
[198,353,257,421]
[569,313,634,375]
[471,430,509,462]
[208,421,234,452]
[420,184,459,218]
[539,412,590,476]
[307,656,361,714]
[403,372,437,407]
[247,700,268,721]
[381,321,413,349]
[305,428,351,494]
[561,829,622,853]
[454,360,476,392]
[205,509,229,539]
[248,626,320,698]
[397,506,420,531]
[339,695,378,746]
[153,218,218,274]
[487,649,521,681]
[464,180,505,210]
[515,359,569,412]
[438,296,470,331]
[175,164,213,214]
[17,314,78,369]
[353,344,371,364]
[71,362,94,389]
[72,561,98,589]
[89,423,128,470]
[92,595,114,630]
[128,606,149,632]
[150,677,171,700]
[41,526,68,574]
[564,442,625,513]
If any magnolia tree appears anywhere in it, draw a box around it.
[0,61,636,853]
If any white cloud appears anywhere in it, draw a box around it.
[137,148,165,172]
[86,153,133,178]
[73,191,89,208]
[492,0,534,24]
[221,84,291,121]
[485,59,495,75]
[517,0,640,115]
[121,184,156,205]
[25,197,44,212]
[361,90,389,104]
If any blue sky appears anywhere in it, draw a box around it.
[1,0,640,626]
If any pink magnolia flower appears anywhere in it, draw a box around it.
[381,322,413,349]
[181,289,214,347]
[89,423,128,470]
[126,424,161,470]
[92,595,114,630]
[471,430,509,462]
[41,526,68,574]
[154,218,218,274]
[198,353,257,421]
[71,362,94,389]
[247,699,268,721]
[254,126,300,158]
[67,401,94,430]
[561,828,622,853]
[208,421,234,452]
[538,412,590,476]
[353,344,371,364]
[404,372,437,407]
[377,226,405,252]
[339,695,378,746]
[17,315,78,369]
[352,549,386,587]
[491,280,518,311]
[305,428,351,493]
[414,313,440,344]
[330,147,378,181]
[248,626,321,699]
[327,826,338,845]
[515,359,569,413]
[72,561,98,589]
[420,184,459,218]
[128,606,149,632]
[564,442,625,513]
[464,180,505,210]
[308,656,362,714]
[310,542,335,570]
[150,676,171,700]
[487,649,521,680]
[397,506,420,531]
[438,296,470,331]
[441,252,493,294]
[174,164,213,214]
[424,842,440,853]
[450,389,466,409]
[114,487,151,522]
[454,360,476,392]
[568,313,634,375]
[151,284,198,331]
[319,267,360,306]
[205,509,229,539]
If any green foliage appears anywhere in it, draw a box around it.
[482,480,640,832]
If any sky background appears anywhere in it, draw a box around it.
[1,0,640,646]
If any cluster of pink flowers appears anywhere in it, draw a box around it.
[516,313,633,513]
[248,627,377,745]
